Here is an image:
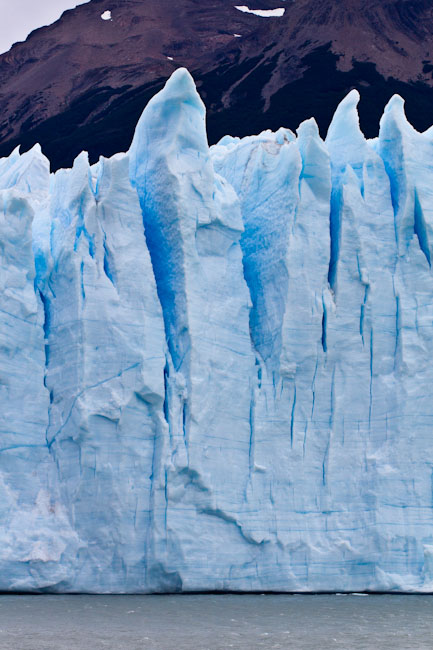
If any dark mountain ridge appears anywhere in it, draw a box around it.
[1,0,433,169]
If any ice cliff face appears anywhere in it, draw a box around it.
[2,68,433,592]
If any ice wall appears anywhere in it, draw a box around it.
[2,68,433,592]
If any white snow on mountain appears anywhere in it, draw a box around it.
[234,5,286,17]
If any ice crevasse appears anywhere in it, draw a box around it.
[2,67,433,592]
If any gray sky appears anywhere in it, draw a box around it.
[0,0,90,54]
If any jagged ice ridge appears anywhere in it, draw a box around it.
[2,68,433,593]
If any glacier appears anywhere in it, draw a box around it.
[2,67,433,592]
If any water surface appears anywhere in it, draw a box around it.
[0,594,431,649]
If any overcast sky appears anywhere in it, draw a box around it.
[0,0,90,54]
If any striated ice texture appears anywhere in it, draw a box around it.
[2,69,433,592]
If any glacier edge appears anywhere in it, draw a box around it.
[0,67,433,591]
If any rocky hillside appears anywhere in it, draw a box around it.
[1,0,433,169]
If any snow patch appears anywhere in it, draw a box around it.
[234,34,242,37]
[234,5,285,17]
[101,10,112,21]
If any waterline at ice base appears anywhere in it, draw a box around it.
[2,67,433,593]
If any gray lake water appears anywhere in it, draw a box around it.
[0,594,431,649]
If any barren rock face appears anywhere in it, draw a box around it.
[1,0,433,170]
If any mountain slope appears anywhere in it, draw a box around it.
[1,0,433,169]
